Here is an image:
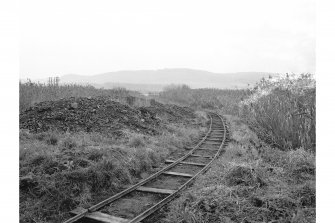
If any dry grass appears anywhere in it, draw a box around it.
[239,74,315,152]
[157,85,251,114]
[19,79,137,112]
[166,115,315,223]
[19,117,204,222]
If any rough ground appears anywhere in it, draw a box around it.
[19,96,207,223]
[19,96,196,136]
[164,115,316,223]
[144,100,196,123]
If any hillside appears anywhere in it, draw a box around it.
[45,69,275,91]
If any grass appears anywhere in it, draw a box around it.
[19,79,141,112]
[239,74,315,152]
[19,74,316,222]
[166,115,315,223]
[19,115,205,222]
[156,74,315,153]
[156,85,251,114]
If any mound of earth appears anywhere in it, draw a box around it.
[19,97,196,136]
[20,96,161,135]
[145,100,196,123]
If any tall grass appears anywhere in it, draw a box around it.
[19,79,135,112]
[156,74,315,152]
[167,115,315,223]
[19,120,203,222]
[240,74,315,152]
[157,85,251,114]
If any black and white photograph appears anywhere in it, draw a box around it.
[3,0,332,222]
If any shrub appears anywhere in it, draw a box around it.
[240,74,315,152]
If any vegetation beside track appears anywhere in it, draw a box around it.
[158,74,315,152]
[19,83,208,223]
[166,115,315,223]
[20,73,316,223]
[156,85,250,114]
[19,79,142,112]
[158,74,315,222]
[240,74,315,152]
[20,121,206,223]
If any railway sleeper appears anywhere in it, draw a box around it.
[183,146,194,150]
[70,207,128,223]
[165,159,207,167]
[163,171,193,178]
[190,154,213,158]
[203,140,222,143]
[206,140,223,143]
[136,186,176,195]
[201,143,222,147]
[196,147,219,151]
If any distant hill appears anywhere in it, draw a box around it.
[35,69,277,92]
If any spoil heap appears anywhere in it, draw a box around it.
[145,100,196,123]
[19,96,160,135]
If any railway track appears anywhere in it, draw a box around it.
[64,112,229,223]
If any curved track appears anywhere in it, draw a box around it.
[64,112,229,223]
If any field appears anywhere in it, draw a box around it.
[19,74,315,223]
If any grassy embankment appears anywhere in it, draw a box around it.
[19,81,208,222]
[162,74,316,222]
[167,115,315,222]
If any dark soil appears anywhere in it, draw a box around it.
[145,100,196,123]
[19,97,196,136]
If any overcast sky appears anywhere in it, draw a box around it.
[20,0,315,79]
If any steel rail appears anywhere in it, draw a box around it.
[127,113,228,223]
[63,113,215,223]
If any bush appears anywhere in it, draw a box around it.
[240,74,315,152]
